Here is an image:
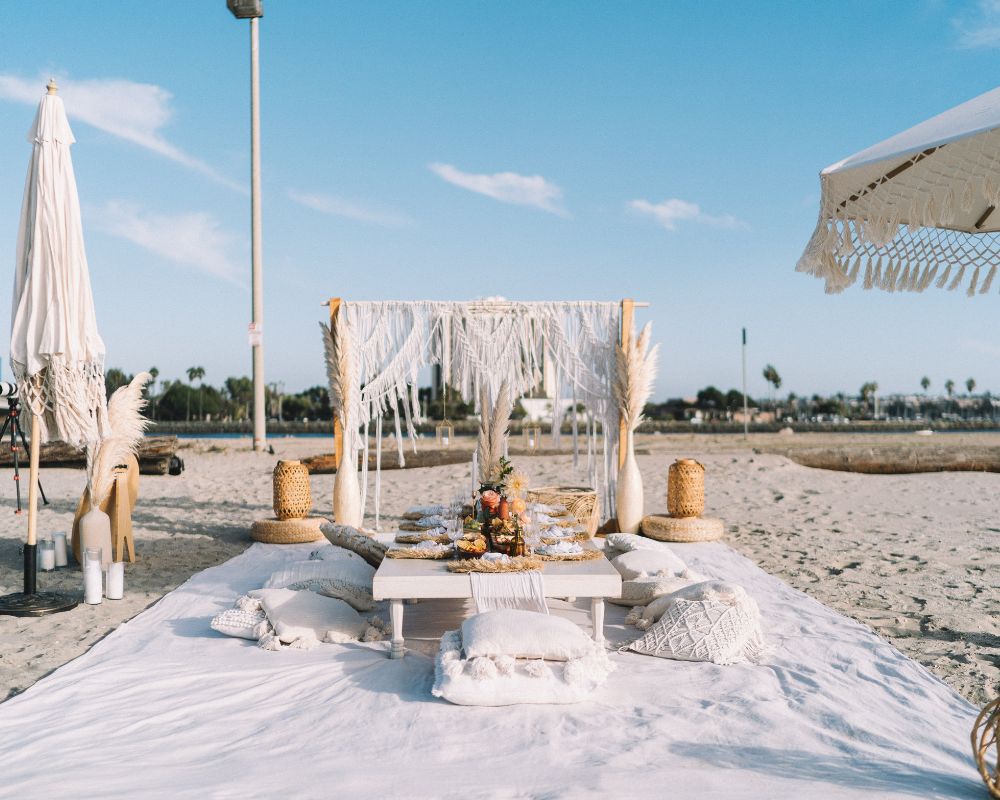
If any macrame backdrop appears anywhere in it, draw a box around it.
[324,300,621,528]
[797,85,1000,296]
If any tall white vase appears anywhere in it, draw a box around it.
[333,448,362,527]
[615,430,643,534]
[79,507,113,569]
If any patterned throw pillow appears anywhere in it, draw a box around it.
[320,523,387,567]
[607,575,697,607]
[265,559,376,611]
[210,606,270,640]
[626,582,764,665]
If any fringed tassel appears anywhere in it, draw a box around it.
[360,416,370,520]
[948,264,967,291]
[863,257,874,290]
[962,179,976,213]
[375,415,383,531]
[918,265,938,292]
[967,265,982,297]
[980,264,997,294]
[936,264,953,289]
[393,405,405,468]
[571,377,579,471]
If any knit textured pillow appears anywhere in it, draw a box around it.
[264,559,376,611]
[626,584,764,665]
[607,575,698,607]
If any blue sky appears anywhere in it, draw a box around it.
[3,1,1000,401]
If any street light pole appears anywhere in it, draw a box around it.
[228,0,266,452]
[741,327,748,440]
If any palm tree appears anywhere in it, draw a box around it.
[945,379,955,398]
[186,366,205,421]
[920,376,930,393]
[148,366,160,420]
[966,377,976,395]
[762,364,781,412]
[860,381,879,419]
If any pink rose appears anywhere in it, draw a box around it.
[480,490,501,512]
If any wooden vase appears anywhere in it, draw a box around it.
[273,460,312,520]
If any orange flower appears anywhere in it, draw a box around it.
[480,490,501,512]
[511,497,526,514]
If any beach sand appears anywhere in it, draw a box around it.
[0,433,997,706]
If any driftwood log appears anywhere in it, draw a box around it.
[302,446,649,474]
[0,435,179,476]
[766,445,1000,474]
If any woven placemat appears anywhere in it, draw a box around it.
[446,557,543,573]
[250,516,326,544]
[641,514,724,543]
[534,549,603,562]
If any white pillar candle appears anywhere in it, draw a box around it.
[106,562,124,600]
[83,548,103,605]
[53,532,68,567]
[39,539,55,571]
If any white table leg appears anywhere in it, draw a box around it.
[390,599,405,659]
[591,597,605,645]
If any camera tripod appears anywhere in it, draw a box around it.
[0,397,47,513]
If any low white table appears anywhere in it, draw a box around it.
[372,549,622,659]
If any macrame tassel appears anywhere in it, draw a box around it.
[936,264,953,289]
[360,417,370,519]
[907,196,921,232]
[918,265,938,292]
[571,377,579,471]
[941,187,956,225]
[847,255,862,284]
[872,256,884,288]
[967,265,982,297]
[962,179,976,213]
[375,414,383,531]
[923,195,938,227]
[948,264,967,291]
[896,264,911,292]
[393,405,405,468]
[980,264,997,294]
[863,257,874,290]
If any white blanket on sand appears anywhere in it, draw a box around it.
[0,541,982,799]
[470,570,548,614]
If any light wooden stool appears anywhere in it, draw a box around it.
[71,454,140,564]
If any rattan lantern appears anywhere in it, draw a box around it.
[523,425,542,451]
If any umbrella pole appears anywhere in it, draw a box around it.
[23,418,40,594]
[0,413,77,616]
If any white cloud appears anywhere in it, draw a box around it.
[287,189,413,226]
[0,73,243,192]
[628,198,749,231]
[91,201,244,285]
[954,0,1000,48]
[428,162,567,216]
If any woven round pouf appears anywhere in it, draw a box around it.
[973,697,1000,798]
[250,516,326,544]
[526,486,598,535]
[273,460,312,520]
[667,459,705,518]
[641,513,724,543]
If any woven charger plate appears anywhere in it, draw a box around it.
[641,514,724,543]
[250,516,326,544]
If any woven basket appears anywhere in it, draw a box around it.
[667,459,705,518]
[273,460,312,520]
[973,697,1000,799]
[526,486,598,536]
[250,516,326,544]
[641,513,723,543]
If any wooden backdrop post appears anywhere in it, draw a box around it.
[328,297,343,470]
[618,298,635,470]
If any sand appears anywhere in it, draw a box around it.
[1,432,997,706]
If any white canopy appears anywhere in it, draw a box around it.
[11,87,108,446]
[798,85,1000,295]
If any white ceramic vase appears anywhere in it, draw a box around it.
[615,429,643,534]
[333,447,362,527]
[79,507,113,569]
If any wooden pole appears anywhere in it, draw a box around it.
[329,297,343,469]
[26,419,39,547]
[618,298,635,470]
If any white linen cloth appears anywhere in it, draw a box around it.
[11,88,107,446]
[470,570,548,614]
[0,541,982,799]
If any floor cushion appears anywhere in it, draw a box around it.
[461,609,597,661]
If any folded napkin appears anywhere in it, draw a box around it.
[471,571,548,614]
[537,541,583,556]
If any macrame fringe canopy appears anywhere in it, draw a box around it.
[323,299,623,527]
[797,85,1000,296]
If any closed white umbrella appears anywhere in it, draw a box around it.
[0,80,107,616]
[798,85,1000,296]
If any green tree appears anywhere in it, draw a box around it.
[920,376,930,393]
[105,368,132,398]
[860,381,879,417]
[945,379,955,398]
[762,364,781,413]
[966,377,976,395]
[186,366,206,421]
[225,376,253,420]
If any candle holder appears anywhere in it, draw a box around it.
[435,421,454,448]
[38,538,55,572]
[523,426,542,451]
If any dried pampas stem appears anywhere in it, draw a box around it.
[614,322,659,431]
[476,380,511,483]
[477,384,491,484]
[87,371,152,507]
[321,317,353,429]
